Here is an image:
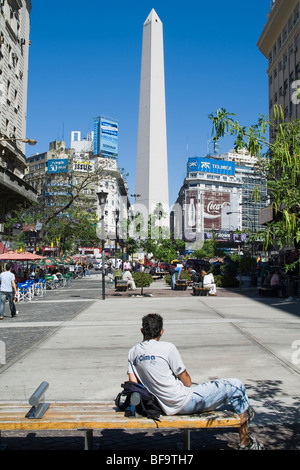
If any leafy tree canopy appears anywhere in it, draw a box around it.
[208,106,300,271]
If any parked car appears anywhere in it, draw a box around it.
[185,259,211,273]
[93,261,101,270]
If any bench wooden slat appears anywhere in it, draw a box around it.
[0,402,240,450]
[0,402,240,431]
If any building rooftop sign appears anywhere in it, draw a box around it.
[93,116,118,158]
[187,157,235,176]
[47,159,68,173]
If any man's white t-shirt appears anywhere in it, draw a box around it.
[128,340,193,415]
[203,273,214,286]
[122,271,133,282]
[0,271,15,292]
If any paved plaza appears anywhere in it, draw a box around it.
[0,273,300,450]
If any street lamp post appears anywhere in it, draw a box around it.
[0,137,37,145]
[97,191,108,300]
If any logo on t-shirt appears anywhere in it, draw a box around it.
[133,354,156,366]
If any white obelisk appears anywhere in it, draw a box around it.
[135,9,169,230]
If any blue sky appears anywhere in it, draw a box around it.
[26,0,271,206]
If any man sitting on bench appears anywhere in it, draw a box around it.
[122,268,137,290]
[201,270,217,296]
[127,313,263,450]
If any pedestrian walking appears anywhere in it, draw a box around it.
[0,264,18,318]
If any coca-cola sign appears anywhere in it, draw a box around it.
[185,189,198,230]
[206,200,230,216]
[204,192,230,230]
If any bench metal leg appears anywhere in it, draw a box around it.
[183,429,191,450]
[78,428,94,450]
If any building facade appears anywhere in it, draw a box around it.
[90,116,129,245]
[0,0,37,233]
[173,150,268,249]
[25,131,129,253]
[257,0,300,127]
[257,0,300,225]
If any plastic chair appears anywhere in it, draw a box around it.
[34,279,44,297]
[17,282,32,301]
[45,275,55,290]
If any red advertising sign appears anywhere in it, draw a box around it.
[203,191,230,230]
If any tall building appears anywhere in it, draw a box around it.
[25,139,96,252]
[173,150,268,249]
[92,116,129,243]
[257,0,300,129]
[135,9,169,228]
[0,0,37,233]
[25,131,129,254]
[257,0,300,225]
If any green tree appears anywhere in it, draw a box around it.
[193,237,224,260]
[5,161,105,253]
[208,106,300,272]
[45,205,99,253]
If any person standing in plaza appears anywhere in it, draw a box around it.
[0,264,18,319]
[127,313,263,450]
[170,263,183,290]
[123,260,132,271]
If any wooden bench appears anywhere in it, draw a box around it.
[0,401,240,451]
[258,287,278,297]
[193,286,210,296]
[152,271,168,280]
[115,280,128,292]
[175,280,188,291]
[0,382,240,450]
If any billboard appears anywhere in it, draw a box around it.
[100,118,118,157]
[73,160,94,172]
[188,157,235,176]
[93,116,118,157]
[93,117,100,155]
[203,191,231,230]
[47,159,68,173]
[185,189,198,231]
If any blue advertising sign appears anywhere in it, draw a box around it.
[93,117,100,155]
[47,159,68,173]
[187,157,235,176]
[100,118,118,157]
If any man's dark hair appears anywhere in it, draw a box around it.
[142,314,163,340]
[5,264,11,271]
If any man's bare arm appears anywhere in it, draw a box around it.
[128,372,139,383]
[178,369,192,387]
[12,280,17,294]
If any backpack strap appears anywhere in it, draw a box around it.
[115,381,143,411]
[115,391,131,411]
[115,381,162,423]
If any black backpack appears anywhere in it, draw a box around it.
[168,265,176,274]
[115,381,162,421]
